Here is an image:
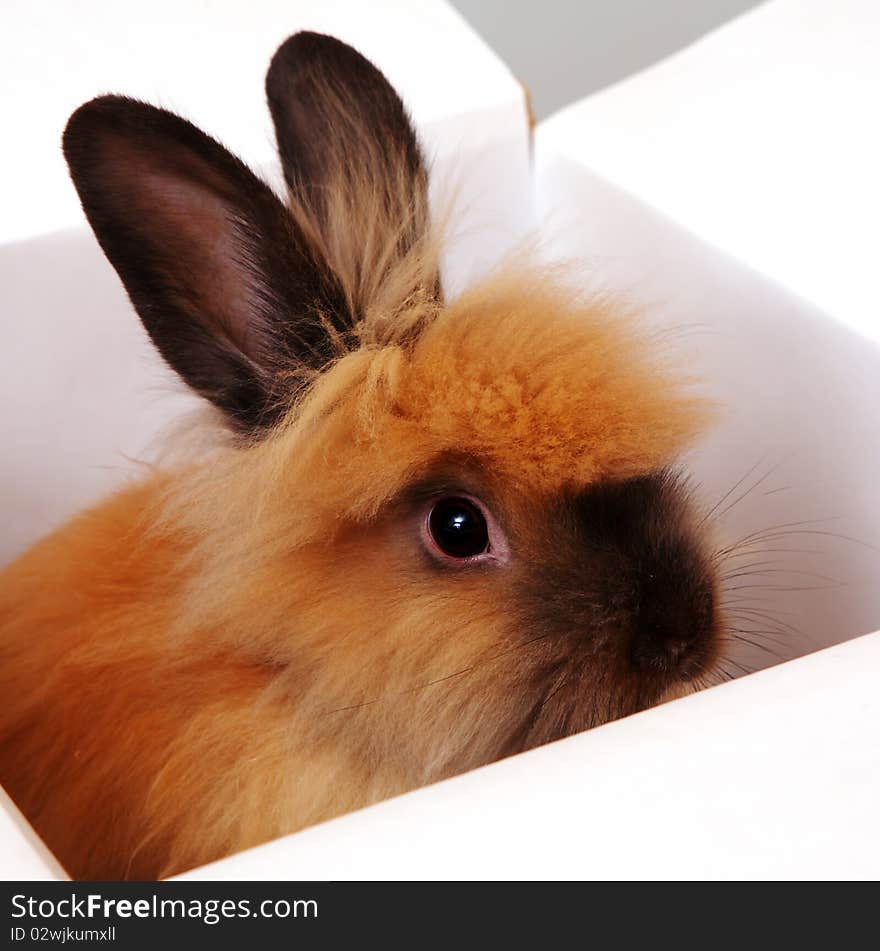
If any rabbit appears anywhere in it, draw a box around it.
[0,32,721,880]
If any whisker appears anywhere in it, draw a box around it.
[720,567,840,584]
[711,455,792,525]
[719,546,824,559]
[726,626,790,647]
[712,518,845,561]
[761,484,793,497]
[726,631,785,659]
[698,455,768,528]
[724,582,843,592]
[724,608,801,636]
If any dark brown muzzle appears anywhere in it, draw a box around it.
[574,470,718,682]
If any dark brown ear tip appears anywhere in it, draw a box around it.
[266,31,375,94]
[62,95,177,169]
[63,96,251,193]
[62,95,129,155]
[269,30,359,65]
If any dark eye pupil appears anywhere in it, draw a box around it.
[428,498,490,558]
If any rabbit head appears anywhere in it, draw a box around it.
[62,33,720,786]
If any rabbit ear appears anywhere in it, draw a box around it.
[266,32,439,312]
[63,96,349,434]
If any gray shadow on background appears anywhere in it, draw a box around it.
[451,0,764,118]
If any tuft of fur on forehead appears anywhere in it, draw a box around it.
[281,265,710,504]
[398,271,710,490]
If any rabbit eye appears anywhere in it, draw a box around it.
[427,497,490,559]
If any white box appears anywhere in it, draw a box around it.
[3,0,879,881]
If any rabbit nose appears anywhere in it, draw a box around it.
[630,625,696,673]
[628,567,715,676]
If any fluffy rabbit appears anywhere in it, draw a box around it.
[0,33,720,879]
